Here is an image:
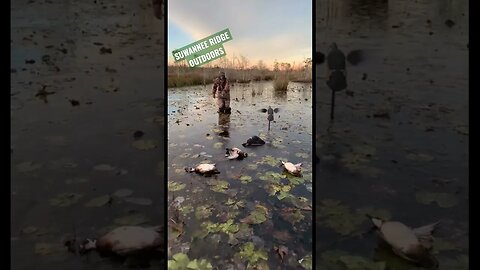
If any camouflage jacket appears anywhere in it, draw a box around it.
[212,78,230,99]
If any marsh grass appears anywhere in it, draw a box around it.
[168,64,310,88]
[273,75,290,91]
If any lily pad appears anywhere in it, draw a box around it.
[124,197,153,206]
[238,242,268,266]
[49,193,83,207]
[225,199,245,209]
[295,152,309,159]
[406,152,434,162]
[203,219,240,235]
[168,253,190,269]
[132,139,158,150]
[299,254,312,270]
[187,259,214,270]
[439,255,468,270]
[339,255,386,270]
[241,204,269,224]
[168,181,186,192]
[259,171,286,182]
[259,155,283,167]
[280,208,305,225]
[16,161,42,172]
[44,136,68,146]
[454,126,469,136]
[34,243,63,256]
[239,175,253,184]
[65,177,88,184]
[207,179,229,193]
[93,164,116,171]
[433,238,460,254]
[195,205,213,219]
[247,164,258,170]
[180,153,191,159]
[113,189,133,197]
[415,192,458,208]
[179,204,194,215]
[84,195,111,207]
[114,213,150,225]
[21,226,49,237]
[317,200,364,235]
[213,142,224,149]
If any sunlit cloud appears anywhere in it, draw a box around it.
[168,0,312,68]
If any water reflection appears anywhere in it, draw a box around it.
[273,90,287,101]
[217,113,230,137]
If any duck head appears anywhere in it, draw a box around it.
[367,215,385,229]
[79,238,97,254]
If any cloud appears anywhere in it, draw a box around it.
[168,0,312,66]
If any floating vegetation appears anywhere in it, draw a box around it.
[16,161,42,172]
[206,179,229,193]
[317,200,391,235]
[168,181,186,192]
[236,242,268,268]
[240,204,269,224]
[168,83,312,269]
[239,175,253,184]
[84,195,111,207]
[415,191,458,208]
[132,139,158,150]
[168,253,213,270]
[49,193,83,207]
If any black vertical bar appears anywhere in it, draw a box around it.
[163,0,168,268]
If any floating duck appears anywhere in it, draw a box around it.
[281,161,302,176]
[241,136,265,147]
[369,216,439,269]
[185,163,220,175]
[78,226,164,257]
[225,147,248,160]
[259,106,280,131]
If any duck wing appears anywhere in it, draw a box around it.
[274,108,280,113]
[259,108,267,113]
[413,222,439,237]
[227,152,239,160]
[413,222,439,250]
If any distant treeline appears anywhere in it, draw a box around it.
[168,56,312,89]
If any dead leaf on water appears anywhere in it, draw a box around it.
[93,164,116,171]
[16,161,42,172]
[124,197,153,206]
[415,191,458,208]
[49,193,83,207]
[84,195,111,207]
[113,189,133,197]
[132,139,158,150]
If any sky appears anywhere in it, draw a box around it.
[168,0,312,68]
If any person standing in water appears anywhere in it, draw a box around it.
[212,71,231,114]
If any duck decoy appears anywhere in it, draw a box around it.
[241,136,265,147]
[369,216,440,269]
[225,147,248,160]
[281,161,302,176]
[185,163,220,176]
[78,225,164,257]
[260,106,280,131]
